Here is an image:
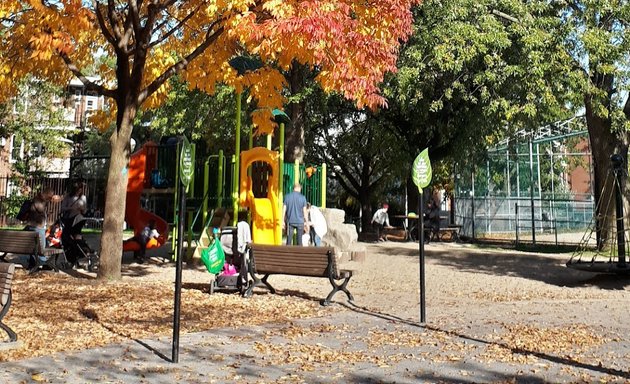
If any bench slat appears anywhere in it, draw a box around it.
[251,244,333,277]
[0,230,40,255]
[0,262,17,342]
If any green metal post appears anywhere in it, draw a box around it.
[217,150,224,208]
[203,157,210,226]
[321,163,327,208]
[294,159,300,186]
[249,125,254,150]
[233,93,241,226]
[279,122,285,217]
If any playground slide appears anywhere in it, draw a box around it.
[123,143,169,252]
[239,147,281,245]
[251,198,277,244]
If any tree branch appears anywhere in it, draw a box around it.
[139,23,224,104]
[149,7,199,49]
[58,52,116,98]
[107,0,125,43]
[95,3,117,47]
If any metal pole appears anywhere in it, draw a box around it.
[203,157,210,226]
[279,122,285,225]
[506,148,511,197]
[611,155,626,267]
[418,195,426,324]
[217,150,224,208]
[550,146,555,199]
[516,144,520,198]
[172,180,186,363]
[515,202,519,245]
[529,137,536,245]
[471,170,475,240]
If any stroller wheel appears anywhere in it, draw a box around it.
[59,260,75,271]
[87,252,99,272]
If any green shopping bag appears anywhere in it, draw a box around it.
[200,238,225,274]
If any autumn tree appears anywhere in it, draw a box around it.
[305,0,574,225]
[0,0,417,279]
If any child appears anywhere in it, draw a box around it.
[124,219,159,263]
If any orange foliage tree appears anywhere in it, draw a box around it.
[0,0,418,279]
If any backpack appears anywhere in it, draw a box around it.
[16,199,32,221]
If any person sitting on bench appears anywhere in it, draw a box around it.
[25,187,61,269]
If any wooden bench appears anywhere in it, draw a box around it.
[0,230,64,273]
[245,244,354,306]
[437,226,461,242]
[0,263,17,342]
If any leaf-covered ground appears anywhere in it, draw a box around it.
[1,270,326,361]
[1,241,629,383]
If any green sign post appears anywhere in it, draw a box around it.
[173,136,193,363]
[179,136,194,192]
[412,148,432,192]
[412,148,432,324]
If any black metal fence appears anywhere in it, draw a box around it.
[0,175,103,227]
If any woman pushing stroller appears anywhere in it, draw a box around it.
[61,180,88,239]
[59,180,98,270]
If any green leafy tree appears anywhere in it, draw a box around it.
[556,1,630,247]
[0,76,71,177]
[305,92,409,232]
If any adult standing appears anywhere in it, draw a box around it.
[426,200,441,241]
[61,180,88,239]
[307,203,328,246]
[371,203,391,242]
[283,182,308,246]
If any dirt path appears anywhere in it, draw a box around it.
[134,239,630,334]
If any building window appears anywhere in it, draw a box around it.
[10,134,23,162]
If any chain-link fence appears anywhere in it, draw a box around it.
[454,117,595,246]
[454,196,594,245]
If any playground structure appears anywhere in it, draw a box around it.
[68,139,192,258]
[239,147,281,245]
[122,142,170,253]
[454,116,595,246]
[67,128,325,262]
[188,109,327,260]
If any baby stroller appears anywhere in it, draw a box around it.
[206,226,249,295]
[58,216,99,272]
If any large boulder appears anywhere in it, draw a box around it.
[321,208,365,264]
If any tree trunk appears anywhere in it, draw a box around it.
[97,105,134,280]
[585,94,628,250]
[285,63,307,163]
[360,190,372,235]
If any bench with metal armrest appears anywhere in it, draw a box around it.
[245,244,354,306]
